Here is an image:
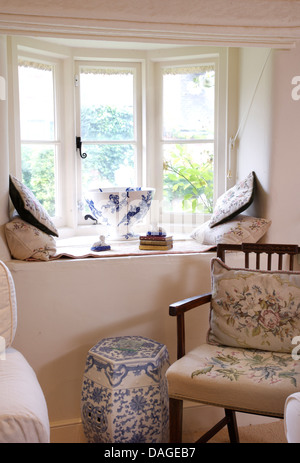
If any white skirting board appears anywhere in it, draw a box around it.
[50,419,87,444]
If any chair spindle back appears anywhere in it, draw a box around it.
[216,243,299,271]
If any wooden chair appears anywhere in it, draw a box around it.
[166,243,300,443]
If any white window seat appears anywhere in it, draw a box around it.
[4,235,216,264]
[51,235,215,261]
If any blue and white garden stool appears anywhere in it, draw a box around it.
[81,336,170,443]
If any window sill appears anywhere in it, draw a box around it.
[6,243,216,269]
[53,219,215,260]
[54,234,215,259]
[57,217,207,241]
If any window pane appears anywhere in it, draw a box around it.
[162,66,215,140]
[21,144,56,216]
[81,143,135,194]
[18,63,55,140]
[163,143,214,213]
[80,68,134,141]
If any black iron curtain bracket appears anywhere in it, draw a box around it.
[76,136,87,159]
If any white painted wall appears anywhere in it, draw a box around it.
[267,45,300,243]
[236,44,300,244]
[235,47,274,221]
[7,253,213,426]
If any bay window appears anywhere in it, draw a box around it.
[10,39,228,236]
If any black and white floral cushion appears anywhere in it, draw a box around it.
[209,172,255,228]
[9,175,58,237]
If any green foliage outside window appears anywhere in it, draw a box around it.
[163,145,214,213]
[80,105,134,188]
[21,105,213,217]
[21,145,56,216]
[81,105,134,141]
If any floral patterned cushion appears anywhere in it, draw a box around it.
[5,217,57,261]
[209,172,255,228]
[208,258,300,353]
[9,175,58,237]
[166,343,300,416]
[191,214,271,245]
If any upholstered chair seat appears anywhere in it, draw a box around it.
[167,343,300,418]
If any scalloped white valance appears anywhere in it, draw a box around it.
[80,66,133,75]
[162,64,214,75]
[18,59,52,71]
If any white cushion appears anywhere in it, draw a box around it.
[191,214,271,245]
[0,260,17,350]
[166,343,300,417]
[5,217,57,261]
[0,347,50,443]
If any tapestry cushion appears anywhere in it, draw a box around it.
[5,217,57,261]
[191,215,271,245]
[0,260,17,350]
[209,172,255,228]
[9,175,58,237]
[166,343,300,416]
[208,258,300,353]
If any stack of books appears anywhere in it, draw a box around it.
[139,233,173,251]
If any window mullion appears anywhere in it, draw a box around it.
[161,139,215,144]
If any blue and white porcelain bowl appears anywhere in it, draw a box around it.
[86,187,155,240]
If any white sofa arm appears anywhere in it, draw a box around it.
[284,392,300,443]
[0,347,50,443]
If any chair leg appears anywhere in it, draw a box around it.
[225,409,239,443]
[169,398,183,443]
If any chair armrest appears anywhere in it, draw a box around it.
[169,293,212,359]
[169,293,212,316]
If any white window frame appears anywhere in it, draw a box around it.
[156,57,218,230]
[148,49,228,233]
[74,60,143,225]
[10,40,65,228]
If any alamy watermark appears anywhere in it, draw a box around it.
[0,336,5,360]
[292,336,300,360]
[291,76,300,100]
